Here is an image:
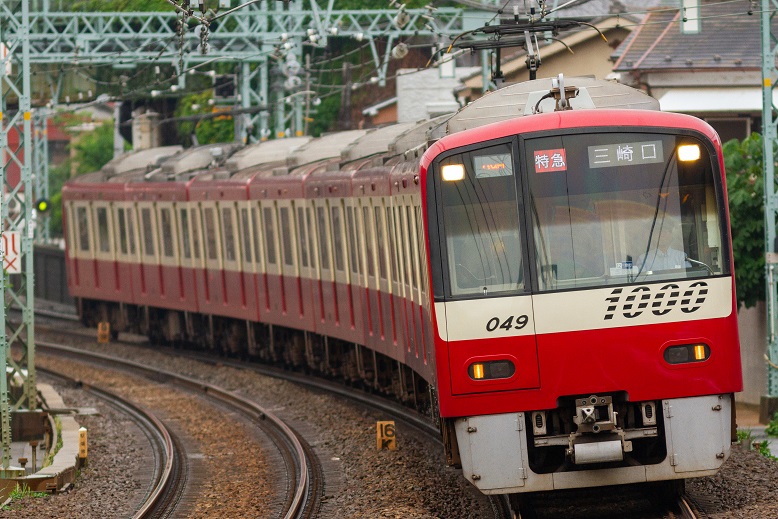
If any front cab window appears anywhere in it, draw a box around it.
[436,143,524,298]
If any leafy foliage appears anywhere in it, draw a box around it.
[766,412,778,436]
[724,133,766,308]
[175,91,234,145]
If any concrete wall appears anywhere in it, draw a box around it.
[737,302,767,405]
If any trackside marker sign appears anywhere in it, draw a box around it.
[1,231,20,274]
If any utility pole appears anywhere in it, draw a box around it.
[762,0,778,422]
[0,0,38,476]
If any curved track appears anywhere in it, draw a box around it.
[38,340,321,519]
[39,367,183,519]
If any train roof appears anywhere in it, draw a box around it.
[446,76,659,134]
[150,143,241,180]
[101,145,183,177]
[225,137,311,172]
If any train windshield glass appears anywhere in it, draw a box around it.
[525,132,727,291]
[438,143,524,297]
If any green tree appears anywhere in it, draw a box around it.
[724,132,766,308]
[175,91,234,145]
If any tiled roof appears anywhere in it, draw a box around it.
[614,0,766,71]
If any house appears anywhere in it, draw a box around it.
[455,0,661,102]
[612,1,771,142]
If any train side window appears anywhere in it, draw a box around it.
[386,206,398,284]
[362,205,375,277]
[374,205,387,280]
[414,205,429,294]
[332,204,345,272]
[251,207,262,266]
[77,206,90,252]
[127,208,137,256]
[263,206,277,265]
[141,207,155,257]
[280,206,294,267]
[190,208,201,260]
[297,206,309,268]
[96,207,110,253]
[347,206,360,275]
[306,207,317,270]
[117,207,128,255]
[316,205,331,270]
[180,208,192,260]
[222,207,237,262]
[240,208,252,264]
[204,207,219,261]
[160,208,175,258]
[394,204,408,291]
[406,205,418,291]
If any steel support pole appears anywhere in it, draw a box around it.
[761,0,778,420]
[0,0,37,475]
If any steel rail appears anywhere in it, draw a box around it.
[37,340,314,519]
[38,367,178,519]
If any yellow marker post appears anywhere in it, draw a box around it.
[97,322,111,344]
[78,427,88,467]
[376,421,396,450]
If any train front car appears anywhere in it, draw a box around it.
[420,78,742,495]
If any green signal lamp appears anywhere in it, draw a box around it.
[35,198,51,214]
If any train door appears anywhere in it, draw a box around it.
[113,202,135,302]
[259,199,284,320]
[249,202,266,321]
[373,197,393,356]
[138,201,163,301]
[202,201,225,312]
[126,203,144,303]
[345,200,366,344]
[312,199,336,334]
[176,203,198,312]
[70,201,95,293]
[156,203,179,303]
[390,198,410,357]
[219,201,246,317]
[303,203,321,333]
[91,201,114,294]
[278,200,299,325]
[294,200,315,331]
[238,203,259,321]
[189,204,208,313]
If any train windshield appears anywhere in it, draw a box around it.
[431,131,729,299]
[526,132,728,291]
[438,143,525,297]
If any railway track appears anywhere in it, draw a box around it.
[511,483,701,519]
[38,339,322,519]
[31,314,513,518]
[40,367,183,519]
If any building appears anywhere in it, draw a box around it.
[612,1,770,142]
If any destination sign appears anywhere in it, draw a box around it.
[588,140,664,169]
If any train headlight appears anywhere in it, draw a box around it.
[441,164,465,182]
[663,343,710,364]
[468,360,515,380]
[677,144,700,162]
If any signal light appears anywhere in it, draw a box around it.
[468,360,516,381]
[663,343,710,364]
[35,198,50,213]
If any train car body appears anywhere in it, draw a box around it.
[62,76,741,496]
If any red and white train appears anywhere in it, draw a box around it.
[63,76,742,496]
